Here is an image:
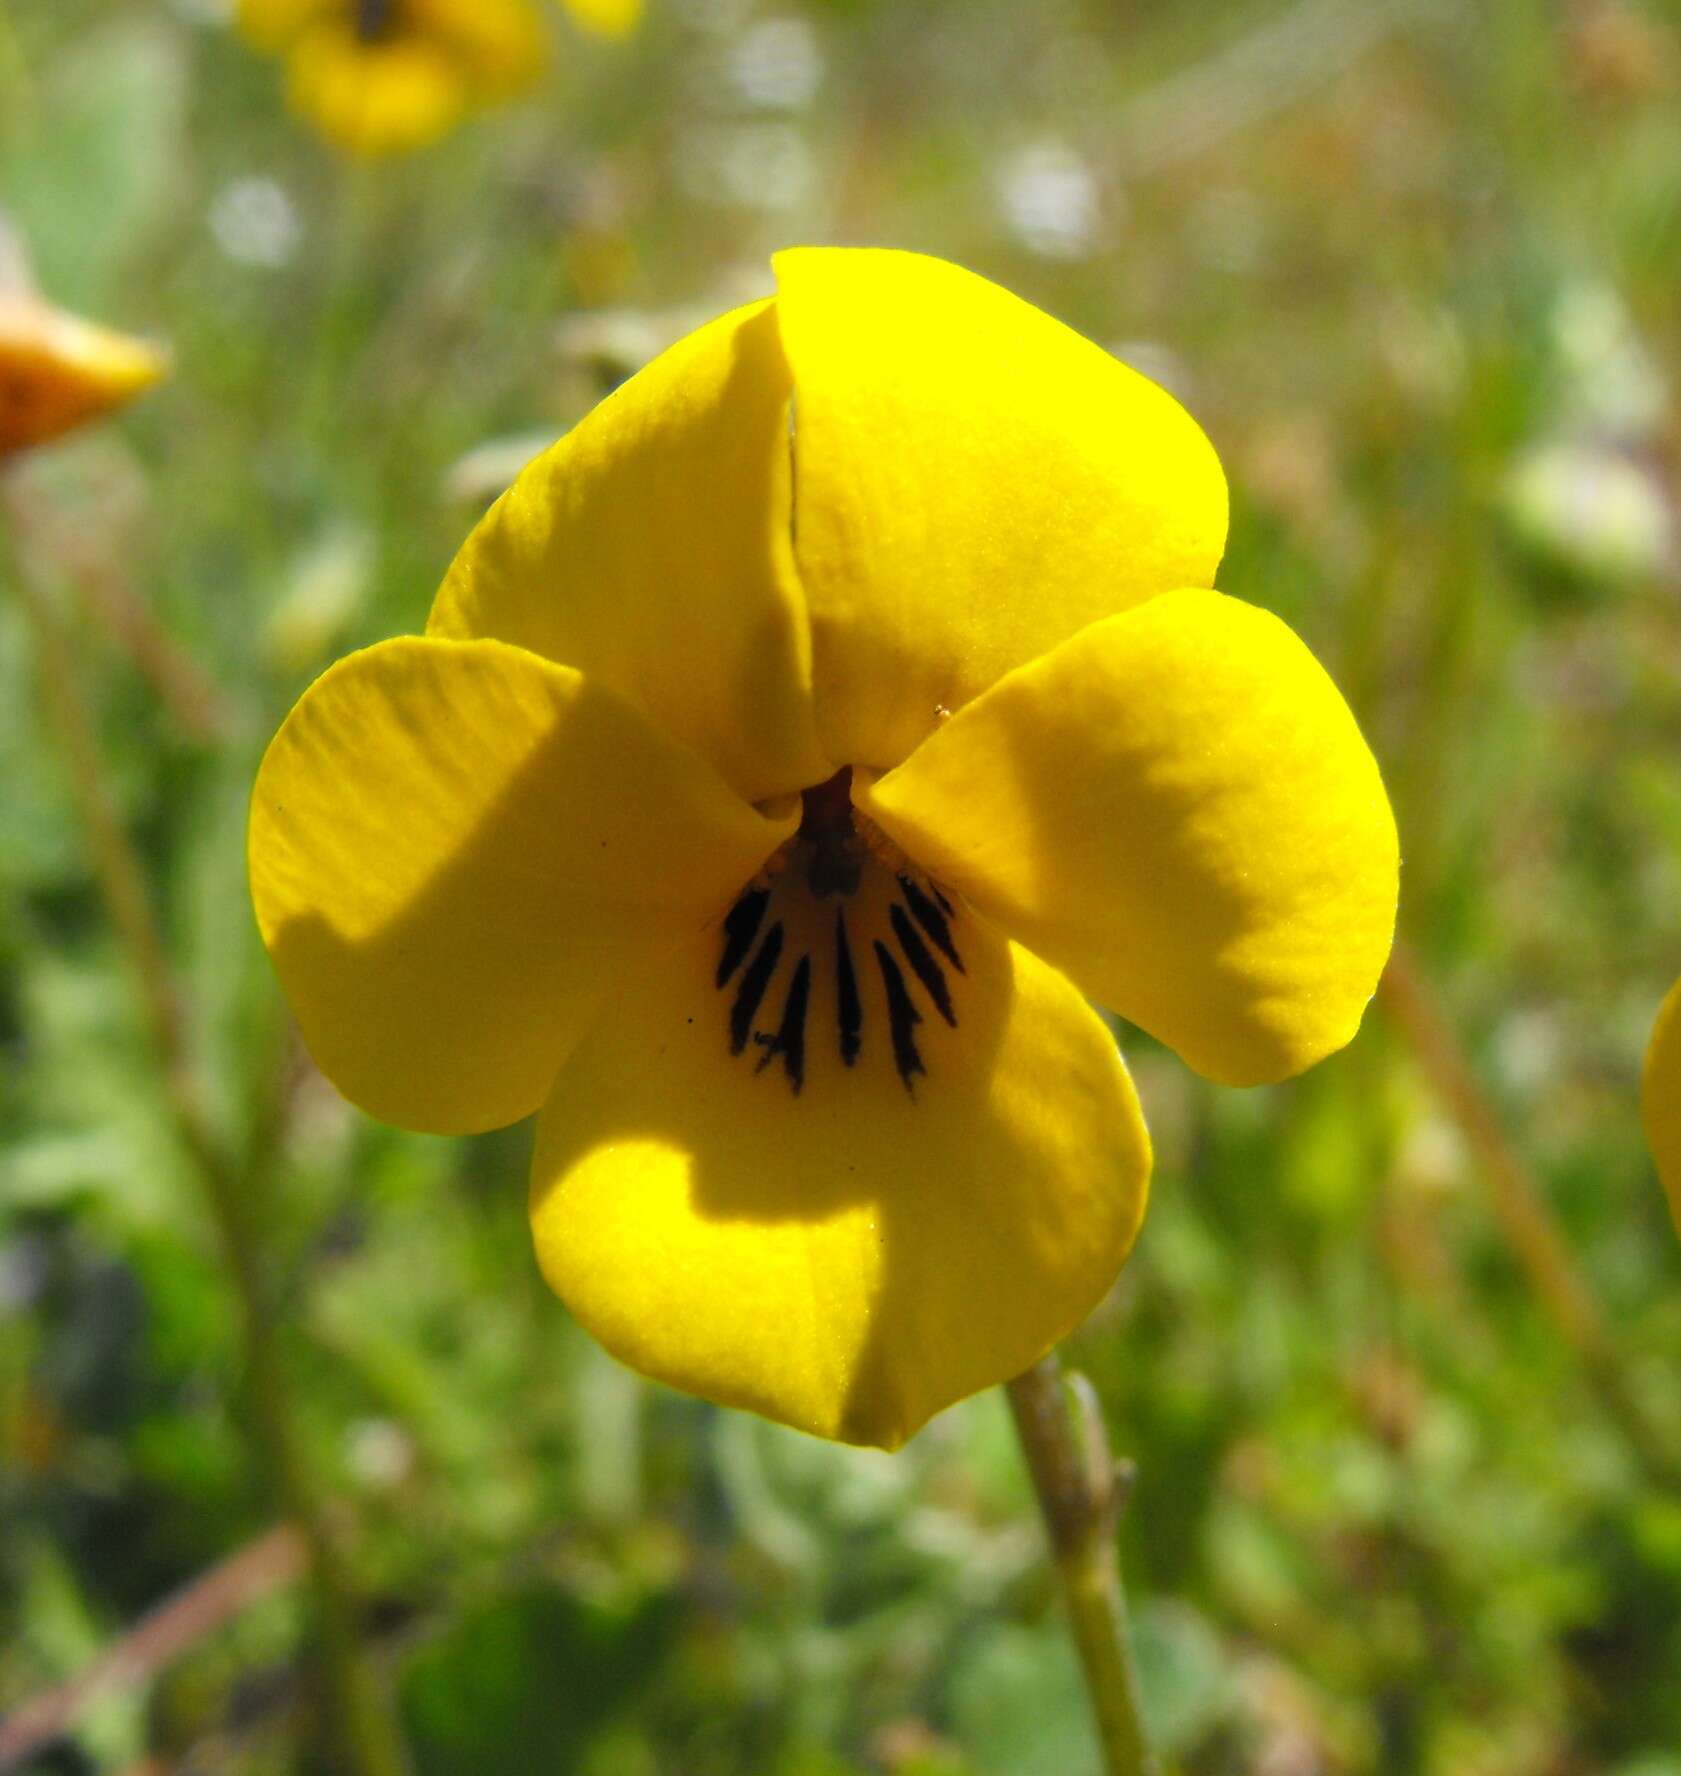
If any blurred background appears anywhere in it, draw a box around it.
[3,0,1681,1770]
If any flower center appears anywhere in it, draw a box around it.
[714,769,967,1097]
[354,0,396,43]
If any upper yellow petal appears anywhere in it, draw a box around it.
[429,299,830,803]
[559,0,641,38]
[859,590,1399,1087]
[250,635,795,1136]
[0,298,165,458]
[235,0,335,52]
[531,851,1150,1449]
[411,0,548,93]
[1642,977,1681,1239]
[773,247,1229,770]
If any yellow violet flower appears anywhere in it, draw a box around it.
[0,295,165,459]
[1643,986,1681,1236]
[236,0,553,155]
[249,250,1399,1448]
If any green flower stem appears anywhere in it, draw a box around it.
[1005,1353,1156,1776]
[1381,939,1681,1490]
[5,520,411,1776]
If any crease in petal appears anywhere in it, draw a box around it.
[859,589,1399,1087]
[428,298,829,803]
[530,855,1151,1448]
[1643,978,1681,1238]
[772,246,1229,770]
[250,635,795,1137]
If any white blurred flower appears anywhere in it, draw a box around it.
[727,17,822,111]
[1503,438,1674,586]
[677,122,815,211]
[261,526,374,674]
[345,1418,416,1491]
[1550,283,1668,441]
[208,177,302,270]
[996,142,1103,261]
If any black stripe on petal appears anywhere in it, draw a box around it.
[898,875,964,974]
[755,955,812,1092]
[730,922,784,1055]
[890,904,956,1026]
[874,940,925,1093]
[835,911,862,1066]
[716,888,770,989]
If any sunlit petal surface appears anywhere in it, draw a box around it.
[773,247,1228,770]
[861,590,1399,1086]
[250,636,795,1135]
[531,852,1150,1448]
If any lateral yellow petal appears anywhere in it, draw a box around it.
[429,300,829,804]
[0,298,165,458]
[1642,978,1681,1238]
[860,590,1399,1087]
[560,0,641,38]
[250,636,795,1136]
[530,860,1150,1449]
[773,247,1229,770]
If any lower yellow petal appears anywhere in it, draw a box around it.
[286,26,466,155]
[250,636,794,1136]
[1643,978,1681,1237]
[859,589,1399,1087]
[0,298,165,458]
[530,853,1151,1449]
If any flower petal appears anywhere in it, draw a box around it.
[286,25,468,156]
[858,589,1399,1087]
[773,247,1229,770]
[250,636,795,1136]
[1642,978,1681,1237]
[0,298,165,457]
[428,299,829,803]
[413,0,547,93]
[529,861,1151,1449]
[560,0,642,38]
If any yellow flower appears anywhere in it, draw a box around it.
[1643,985,1681,1236]
[0,295,165,459]
[560,0,641,38]
[249,250,1399,1448]
[236,0,552,155]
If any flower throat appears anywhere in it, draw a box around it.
[713,768,966,1096]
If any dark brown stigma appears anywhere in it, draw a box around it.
[798,765,863,898]
[354,0,396,43]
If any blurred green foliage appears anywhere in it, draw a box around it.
[3,0,1681,1771]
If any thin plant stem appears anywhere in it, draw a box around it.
[1380,939,1681,1488]
[4,521,411,1776]
[1005,1353,1156,1776]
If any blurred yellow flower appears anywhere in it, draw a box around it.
[249,249,1398,1447]
[0,295,165,458]
[235,0,600,155]
[561,0,641,38]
